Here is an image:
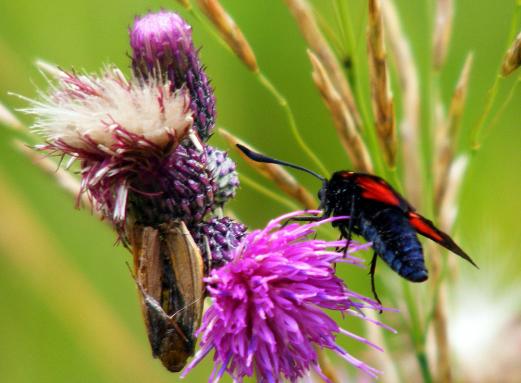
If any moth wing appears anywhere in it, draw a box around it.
[163,221,205,334]
[408,212,478,268]
[353,173,414,212]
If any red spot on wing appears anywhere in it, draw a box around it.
[357,176,401,207]
[408,213,443,241]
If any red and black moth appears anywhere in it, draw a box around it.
[237,144,478,304]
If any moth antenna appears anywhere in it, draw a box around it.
[236,144,326,182]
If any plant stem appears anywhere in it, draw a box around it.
[487,74,521,130]
[257,72,330,177]
[470,0,521,149]
[402,279,434,383]
[189,5,330,177]
[470,76,502,150]
[340,0,386,175]
[416,350,434,383]
[240,173,300,211]
[316,347,341,383]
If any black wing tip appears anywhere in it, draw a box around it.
[443,236,479,269]
[456,249,479,269]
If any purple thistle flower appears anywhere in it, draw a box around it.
[206,146,240,206]
[130,11,216,141]
[191,216,247,271]
[182,211,391,382]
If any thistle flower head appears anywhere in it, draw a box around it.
[22,67,219,228]
[191,216,247,271]
[183,211,386,382]
[127,144,217,226]
[206,146,240,206]
[26,67,193,151]
[130,11,216,141]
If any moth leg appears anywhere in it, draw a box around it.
[369,252,383,313]
[133,280,190,343]
[340,194,356,257]
[281,211,325,227]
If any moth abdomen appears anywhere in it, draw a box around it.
[359,208,428,283]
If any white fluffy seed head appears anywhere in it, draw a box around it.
[22,67,193,151]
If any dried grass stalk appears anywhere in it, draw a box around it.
[0,101,23,131]
[316,347,341,383]
[308,50,373,173]
[13,140,96,215]
[382,0,422,205]
[284,0,361,130]
[439,155,469,232]
[432,277,452,382]
[434,54,473,207]
[196,0,258,72]
[175,0,191,9]
[433,0,454,71]
[366,311,400,383]
[502,31,521,76]
[439,155,469,280]
[368,0,397,167]
[219,128,317,209]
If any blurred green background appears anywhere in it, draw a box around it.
[0,0,519,382]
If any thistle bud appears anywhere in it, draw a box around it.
[129,143,217,227]
[191,216,246,270]
[130,11,216,141]
[206,146,239,206]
